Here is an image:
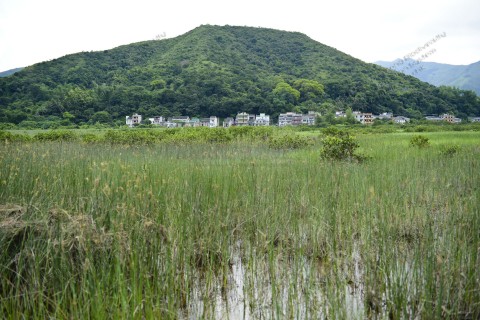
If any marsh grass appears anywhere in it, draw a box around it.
[0,131,479,319]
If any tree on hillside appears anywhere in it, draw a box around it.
[292,79,324,102]
[91,111,111,124]
[273,82,300,105]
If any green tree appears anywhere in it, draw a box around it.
[273,82,300,105]
[91,111,111,124]
[345,107,357,124]
[292,79,324,102]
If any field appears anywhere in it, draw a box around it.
[1,129,479,319]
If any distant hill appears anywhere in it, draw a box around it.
[0,67,23,78]
[1,25,479,126]
[375,59,480,95]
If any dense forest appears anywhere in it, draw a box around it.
[0,25,479,127]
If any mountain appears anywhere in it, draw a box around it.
[376,59,480,95]
[0,67,23,78]
[1,25,479,126]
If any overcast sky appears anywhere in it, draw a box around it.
[0,0,479,72]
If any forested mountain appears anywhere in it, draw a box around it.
[0,67,23,78]
[376,59,480,95]
[1,25,479,126]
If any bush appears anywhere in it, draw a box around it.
[81,133,104,143]
[34,130,79,142]
[268,133,312,150]
[228,126,273,141]
[440,145,460,156]
[104,130,165,144]
[0,130,32,143]
[409,135,430,148]
[320,130,366,162]
[0,130,13,142]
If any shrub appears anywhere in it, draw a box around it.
[268,133,312,150]
[320,130,365,162]
[0,130,13,142]
[409,135,430,148]
[34,130,79,142]
[228,126,273,141]
[104,130,164,145]
[440,145,460,156]
[0,131,32,143]
[81,133,104,143]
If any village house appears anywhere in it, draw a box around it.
[353,111,374,125]
[183,117,200,127]
[235,112,249,126]
[375,112,393,120]
[148,116,164,125]
[441,114,462,123]
[168,116,191,127]
[126,114,142,127]
[426,114,461,123]
[278,112,302,126]
[199,116,218,128]
[248,114,256,126]
[335,111,346,118]
[392,116,410,124]
[425,115,443,121]
[302,111,317,125]
[223,117,234,127]
[254,113,270,126]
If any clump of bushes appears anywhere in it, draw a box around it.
[320,128,366,162]
[268,133,313,150]
[34,130,79,142]
[228,126,274,141]
[104,129,166,144]
[0,130,32,143]
[0,130,13,142]
[409,135,430,148]
[440,144,461,156]
[80,133,104,143]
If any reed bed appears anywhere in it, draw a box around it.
[0,131,479,319]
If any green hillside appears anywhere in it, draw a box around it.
[0,67,23,78]
[376,59,480,95]
[1,25,479,126]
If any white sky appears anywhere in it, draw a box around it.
[0,0,479,71]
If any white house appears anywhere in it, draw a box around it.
[376,112,393,120]
[235,112,249,126]
[440,114,461,123]
[278,112,302,126]
[223,117,234,127]
[126,114,142,127]
[426,114,461,123]
[149,116,164,125]
[301,111,317,125]
[255,113,270,126]
[353,111,373,125]
[335,111,346,118]
[200,116,218,128]
[425,115,443,121]
[392,116,410,124]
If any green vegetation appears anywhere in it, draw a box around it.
[1,25,479,129]
[440,144,461,156]
[320,128,365,162]
[409,135,430,148]
[1,130,479,319]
